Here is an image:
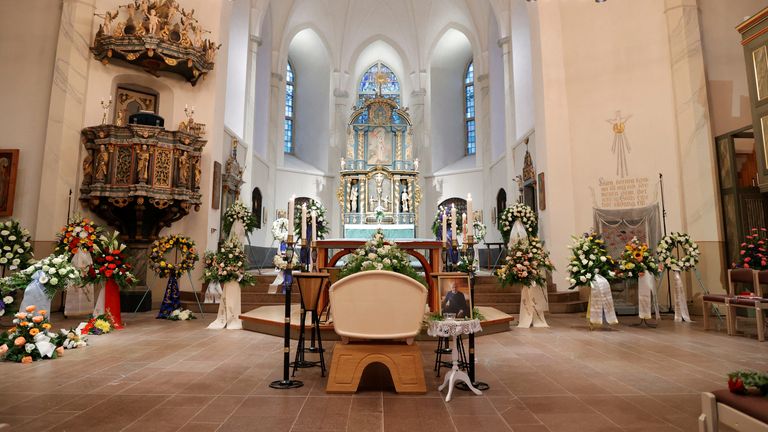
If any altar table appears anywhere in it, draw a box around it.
[315,238,443,312]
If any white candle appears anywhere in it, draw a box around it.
[311,210,317,242]
[451,204,457,241]
[442,210,448,246]
[466,193,473,228]
[301,204,307,241]
[288,194,295,233]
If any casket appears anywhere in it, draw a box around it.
[329,270,427,342]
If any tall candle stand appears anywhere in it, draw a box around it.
[310,240,318,272]
[455,234,490,392]
[269,235,304,389]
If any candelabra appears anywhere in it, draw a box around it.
[455,234,490,392]
[442,237,460,272]
[269,234,303,389]
[310,240,318,272]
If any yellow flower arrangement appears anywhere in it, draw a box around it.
[29,328,39,336]
[94,319,111,333]
[149,235,199,278]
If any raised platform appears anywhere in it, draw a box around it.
[239,305,514,340]
[343,223,415,239]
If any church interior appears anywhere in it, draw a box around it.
[1,0,768,431]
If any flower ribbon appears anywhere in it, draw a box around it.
[638,272,655,320]
[518,281,549,328]
[588,275,618,325]
[204,281,223,304]
[33,333,56,358]
[672,270,691,322]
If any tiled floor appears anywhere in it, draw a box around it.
[0,312,765,432]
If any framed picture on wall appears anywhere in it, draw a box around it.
[438,274,472,319]
[538,172,546,211]
[0,150,19,217]
[212,161,221,210]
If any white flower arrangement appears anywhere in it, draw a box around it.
[565,232,617,288]
[0,295,12,317]
[498,203,537,239]
[656,232,699,272]
[273,251,299,270]
[60,328,88,349]
[223,201,258,236]
[168,308,196,321]
[0,219,34,270]
[271,218,290,242]
[0,254,80,299]
[339,229,424,284]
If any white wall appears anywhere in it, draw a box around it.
[699,0,765,136]
[511,0,535,139]
[0,0,62,244]
[289,29,331,172]
[488,13,507,161]
[429,29,472,172]
[252,8,272,160]
[224,0,250,139]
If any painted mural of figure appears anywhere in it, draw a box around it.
[607,111,631,178]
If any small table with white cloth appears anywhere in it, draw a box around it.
[427,318,483,402]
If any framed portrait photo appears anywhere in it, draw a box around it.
[0,149,19,217]
[438,274,472,319]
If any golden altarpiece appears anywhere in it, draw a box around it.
[337,92,420,239]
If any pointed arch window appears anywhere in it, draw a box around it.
[357,62,400,106]
[284,61,295,153]
[465,61,476,155]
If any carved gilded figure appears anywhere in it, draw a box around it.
[82,151,93,180]
[94,145,110,182]
[137,145,150,183]
[177,150,189,185]
[145,9,160,35]
[193,158,201,188]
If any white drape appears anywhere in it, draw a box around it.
[65,250,94,317]
[518,282,549,328]
[20,271,52,314]
[637,272,654,320]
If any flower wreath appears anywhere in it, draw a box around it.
[293,200,329,240]
[473,221,487,243]
[430,206,464,240]
[149,235,199,278]
[656,232,699,272]
[498,203,538,239]
[222,201,258,237]
[271,218,290,242]
[55,217,101,255]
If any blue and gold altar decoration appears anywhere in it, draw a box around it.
[338,88,420,237]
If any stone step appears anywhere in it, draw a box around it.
[548,300,588,314]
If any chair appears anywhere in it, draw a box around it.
[702,269,750,333]
[726,296,767,342]
[292,273,330,376]
[699,390,768,432]
[326,270,428,394]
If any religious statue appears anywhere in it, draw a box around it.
[145,9,160,35]
[401,187,409,212]
[137,144,150,183]
[94,145,109,182]
[607,110,631,178]
[82,151,93,180]
[350,184,358,213]
[414,158,419,171]
[370,173,385,210]
[116,109,126,127]
[193,160,201,189]
[177,150,189,185]
[96,10,118,36]
[167,0,180,24]
[340,157,346,171]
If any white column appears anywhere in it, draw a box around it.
[529,1,577,287]
[499,36,519,199]
[663,0,723,301]
[35,0,96,241]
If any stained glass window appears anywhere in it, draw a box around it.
[465,61,476,155]
[284,61,295,153]
[357,62,400,106]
